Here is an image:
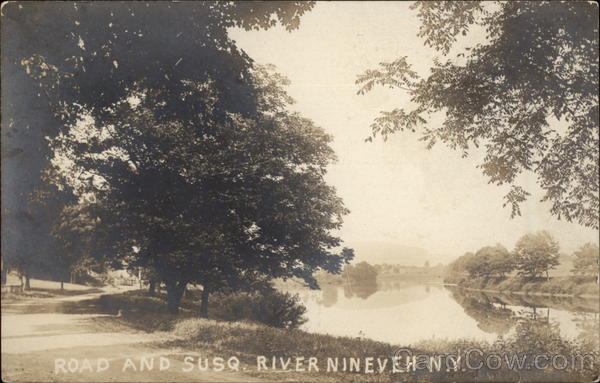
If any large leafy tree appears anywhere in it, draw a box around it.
[470,244,515,278]
[447,251,476,276]
[513,231,560,280]
[1,179,76,287]
[51,202,115,287]
[571,243,599,282]
[2,2,314,284]
[49,66,352,314]
[357,2,599,228]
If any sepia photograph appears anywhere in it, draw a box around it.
[1,1,599,382]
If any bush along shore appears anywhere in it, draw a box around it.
[94,291,599,383]
[444,275,599,298]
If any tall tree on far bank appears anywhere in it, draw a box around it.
[357,2,599,228]
[571,243,600,284]
[513,231,560,280]
[447,252,476,277]
[472,244,515,278]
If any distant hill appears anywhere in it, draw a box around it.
[347,241,447,267]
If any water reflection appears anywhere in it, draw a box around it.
[446,287,600,348]
[319,284,338,307]
[448,289,515,335]
[343,279,378,299]
[291,281,599,346]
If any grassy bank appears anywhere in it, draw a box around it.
[445,275,599,297]
[94,291,599,382]
[1,286,103,304]
[1,289,57,303]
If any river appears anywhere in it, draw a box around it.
[284,279,600,347]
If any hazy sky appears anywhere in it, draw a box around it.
[230,2,599,261]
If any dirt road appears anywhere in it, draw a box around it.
[1,284,264,382]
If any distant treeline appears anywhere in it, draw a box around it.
[445,231,599,296]
[316,261,377,286]
[315,260,446,287]
[374,262,446,279]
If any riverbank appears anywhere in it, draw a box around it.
[444,275,599,298]
[93,292,598,382]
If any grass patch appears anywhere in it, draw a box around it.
[172,317,394,359]
[164,316,599,382]
[1,289,55,302]
[0,287,103,303]
[33,287,104,296]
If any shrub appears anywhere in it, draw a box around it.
[96,292,189,331]
[173,318,258,341]
[97,292,166,314]
[211,290,307,329]
[94,289,307,330]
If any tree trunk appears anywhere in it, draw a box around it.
[148,280,157,296]
[199,286,210,318]
[545,269,549,282]
[24,275,31,290]
[61,280,64,290]
[1,267,7,285]
[165,280,187,314]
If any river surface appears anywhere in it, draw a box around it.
[285,279,600,346]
